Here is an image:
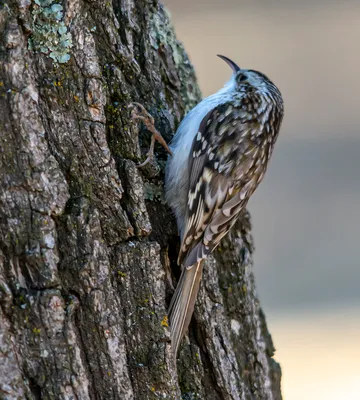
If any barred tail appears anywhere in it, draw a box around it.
[169,261,204,358]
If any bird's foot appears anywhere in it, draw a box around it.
[129,102,172,167]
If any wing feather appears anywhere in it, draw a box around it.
[178,101,272,268]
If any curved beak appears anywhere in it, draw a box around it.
[217,54,240,73]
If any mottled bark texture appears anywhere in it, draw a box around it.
[0,1,281,399]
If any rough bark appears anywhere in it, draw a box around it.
[0,1,281,399]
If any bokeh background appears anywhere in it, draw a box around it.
[163,0,360,398]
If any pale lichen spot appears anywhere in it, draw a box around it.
[209,152,215,160]
[197,131,202,141]
[231,319,241,335]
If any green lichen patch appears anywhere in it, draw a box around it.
[28,0,73,64]
[149,5,201,112]
[143,182,165,203]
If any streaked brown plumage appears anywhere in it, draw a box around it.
[166,55,284,360]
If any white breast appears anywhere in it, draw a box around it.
[165,77,236,236]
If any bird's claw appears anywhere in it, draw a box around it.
[129,102,155,125]
[129,102,172,168]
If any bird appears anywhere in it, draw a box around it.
[164,55,284,358]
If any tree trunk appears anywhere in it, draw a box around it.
[0,1,282,399]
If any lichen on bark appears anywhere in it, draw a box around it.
[0,0,281,399]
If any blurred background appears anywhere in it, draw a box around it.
[163,0,360,398]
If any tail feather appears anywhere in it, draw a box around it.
[169,261,204,358]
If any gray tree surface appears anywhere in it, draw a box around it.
[0,1,281,399]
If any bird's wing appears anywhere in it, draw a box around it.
[178,101,270,268]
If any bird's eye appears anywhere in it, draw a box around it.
[239,74,247,82]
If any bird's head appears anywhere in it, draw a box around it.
[217,54,276,93]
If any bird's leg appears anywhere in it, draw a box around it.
[129,102,172,167]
